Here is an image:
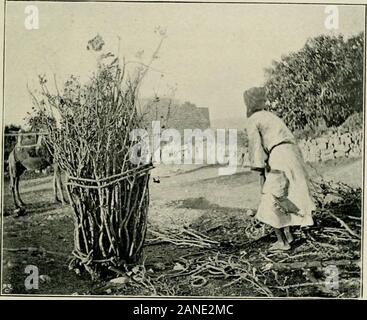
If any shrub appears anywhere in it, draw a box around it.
[339,112,363,132]
[265,33,364,131]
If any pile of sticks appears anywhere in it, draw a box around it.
[133,179,361,296]
[146,227,220,248]
[31,51,153,279]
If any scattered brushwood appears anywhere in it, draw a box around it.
[99,250,273,296]
[97,176,361,297]
[162,252,274,296]
[190,210,273,248]
[28,36,168,280]
[146,226,220,249]
[311,179,361,217]
[310,179,361,239]
[119,178,361,297]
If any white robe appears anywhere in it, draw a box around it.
[247,111,315,228]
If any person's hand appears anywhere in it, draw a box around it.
[274,202,289,215]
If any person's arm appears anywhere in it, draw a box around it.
[247,120,268,183]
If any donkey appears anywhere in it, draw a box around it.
[8,133,67,215]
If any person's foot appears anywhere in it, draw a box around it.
[284,229,294,244]
[269,241,291,251]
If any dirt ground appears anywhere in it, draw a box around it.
[1,157,362,297]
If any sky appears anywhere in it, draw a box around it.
[3,2,365,128]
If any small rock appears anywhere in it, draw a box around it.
[105,288,112,294]
[152,262,166,271]
[109,276,130,285]
[173,263,185,271]
[132,266,140,274]
[246,209,255,217]
[324,194,342,204]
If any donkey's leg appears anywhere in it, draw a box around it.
[60,176,69,204]
[56,174,66,204]
[9,153,22,209]
[14,174,27,216]
[10,174,20,210]
[54,164,68,204]
[53,170,61,203]
[58,170,68,204]
[15,176,25,206]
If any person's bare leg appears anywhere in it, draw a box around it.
[270,228,291,251]
[284,227,294,244]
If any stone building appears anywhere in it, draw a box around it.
[142,98,211,132]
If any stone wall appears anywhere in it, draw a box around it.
[240,130,363,166]
[298,130,362,162]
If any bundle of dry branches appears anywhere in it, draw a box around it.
[30,45,159,279]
